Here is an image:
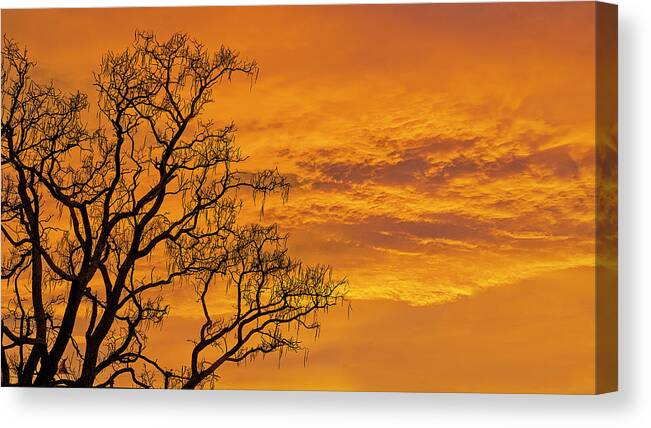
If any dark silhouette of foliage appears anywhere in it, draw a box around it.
[1,32,346,388]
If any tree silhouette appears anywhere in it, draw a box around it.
[1,32,346,388]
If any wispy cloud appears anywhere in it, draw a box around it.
[3,3,597,306]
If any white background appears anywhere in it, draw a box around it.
[0,0,648,427]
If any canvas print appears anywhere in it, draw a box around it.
[0,2,617,393]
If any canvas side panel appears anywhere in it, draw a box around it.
[595,1,618,394]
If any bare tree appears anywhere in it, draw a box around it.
[1,32,346,389]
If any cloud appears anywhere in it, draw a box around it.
[246,110,597,305]
[5,2,598,307]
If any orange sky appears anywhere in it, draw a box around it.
[1,3,610,392]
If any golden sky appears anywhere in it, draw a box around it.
[2,3,606,392]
